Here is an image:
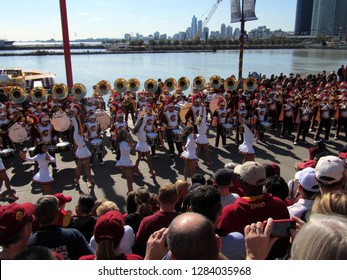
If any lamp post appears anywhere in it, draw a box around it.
[238,0,245,81]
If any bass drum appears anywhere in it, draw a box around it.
[51,111,71,132]
[175,102,192,124]
[9,124,28,143]
[96,109,111,131]
[209,94,227,114]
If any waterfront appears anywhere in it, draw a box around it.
[1,48,346,97]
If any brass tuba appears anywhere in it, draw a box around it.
[193,76,206,91]
[178,77,190,91]
[144,78,158,93]
[164,78,177,92]
[224,76,237,91]
[114,78,127,93]
[9,85,27,104]
[209,75,223,90]
[244,77,258,92]
[52,83,68,100]
[71,83,87,100]
[127,78,140,92]
[96,80,111,95]
[30,86,48,103]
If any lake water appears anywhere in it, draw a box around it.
[1,48,346,97]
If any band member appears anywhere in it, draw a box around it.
[253,99,269,142]
[141,104,159,158]
[266,91,278,130]
[70,108,95,188]
[123,91,136,125]
[84,98,96,117]
[0,155,18,200]
[161,102,183,158]
[212,98,230,148]
[110,110,128,160]
[294,99,313,145]
[115,129,141,193]
[19,142,56,195]
[279,96,295,138]
[136,93,147,116]
[233,100,249,145]
[132,111,156,177]
[84,113,104,166]
[180,125,198,182]
[314,96,333,143]
[0,110,14,150]
[334,96,347,140]
[196,105,213,166]
[185,93,203,134]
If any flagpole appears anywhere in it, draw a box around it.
[238,0,245,81]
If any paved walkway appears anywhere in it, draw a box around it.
[1,125,345,213]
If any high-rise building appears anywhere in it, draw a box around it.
[198,20,203,39]
[226,26,233,39]
[221,23,226,39]
[294,0,314,35]
[191,15,197,38]
[311,0,347,36]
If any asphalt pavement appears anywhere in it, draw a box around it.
[1,124,345,213]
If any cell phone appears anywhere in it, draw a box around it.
[263,219,296,238]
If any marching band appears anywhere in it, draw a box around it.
[0,73,347,194]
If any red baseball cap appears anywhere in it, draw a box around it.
[0,202,36,242]
[54,193,72,206]
[94,210,124,244]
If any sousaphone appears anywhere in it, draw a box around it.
[52,83,68,100]
[193,76,206,91]
[96,80,112,95]
[144,79,158,93]
[114,78,127,93]
[9,85,27,104]
[224,76,237,91]
[178,77,190,91]
[71,83,87,100]
[30,86,48,103]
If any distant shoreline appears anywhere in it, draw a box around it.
[1,44,346,56]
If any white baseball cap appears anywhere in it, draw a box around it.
[314,156,345,184]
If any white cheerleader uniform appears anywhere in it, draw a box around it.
[180,134,198,160]
[25,153,55,184]
[238,124,255,155]
[196,108,209,145]
[116,141,133,168]
[72,117,92,159]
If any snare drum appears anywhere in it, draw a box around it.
[222,123,233,136]
[96,110,111,131]
[51,112,71,132]
[146,132,158,146]
[28,147,36,157]
[90,138,103,153]
[172,129,183,143]
[0,148,15,160]
[8,124,28,143]
[260,121,271,132]
[56,142,70,153]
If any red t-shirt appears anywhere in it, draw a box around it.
[218,193,290,259]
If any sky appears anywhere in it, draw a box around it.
[1,0,297,41]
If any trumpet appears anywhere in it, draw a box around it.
[244,77,258,92]
[52,83,68,100]
[114,78,127,93]
[30,86,48,103]
[127,78,140,92]
[224,76,237,91]
[9,85,27,104]
[178,77,190,91]
[164,78,177,92]
[96,80,111,96]
[193,76,206,91]
[71,83,87,100]
[209,75,223,90]
[144,78,158,93]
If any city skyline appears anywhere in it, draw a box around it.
[1,0,296,41]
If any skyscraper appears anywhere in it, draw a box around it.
[221,23,226,39]
[294,0,314,35]
[311,0,347,36]
[191,15,197,39]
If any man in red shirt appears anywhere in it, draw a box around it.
[218,161,290,259]
[136,183,179,257]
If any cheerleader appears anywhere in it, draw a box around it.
[0,155,18,200]
[180,125,198,182]
[19,142,55,195]
[196,105,213,166]
[238,120,255,163]
[71,116,95,188]
[133,113,156,177]
[115,129,141,193]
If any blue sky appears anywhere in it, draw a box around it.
[1,0,296,41]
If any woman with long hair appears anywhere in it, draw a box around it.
[196,105,213,166]
[115,129,141,193]
[180,125,198,182]
[19,142,55,194]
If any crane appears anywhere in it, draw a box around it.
[193,0,222,41]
